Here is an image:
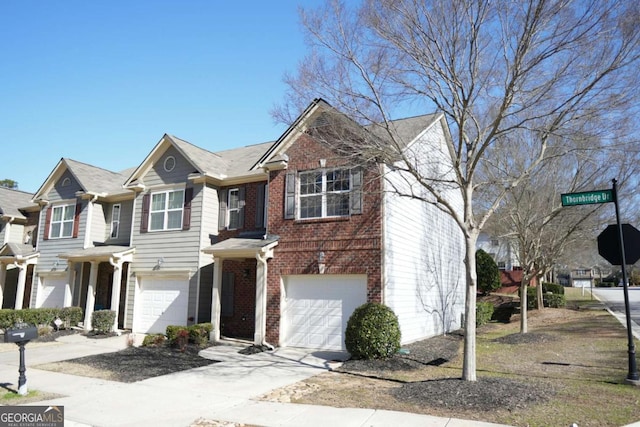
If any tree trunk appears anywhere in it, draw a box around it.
[462,235,477,381]
[520,279,528,334]
[536,274,544,310]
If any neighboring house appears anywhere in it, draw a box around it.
[569,267,594,288]
[0,187,39,309]
[31,159,136,331]
[476,232,519,271]
[13,98,466,351]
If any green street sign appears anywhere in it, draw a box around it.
[561,189,613,206]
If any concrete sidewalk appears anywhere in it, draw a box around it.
[0,334,512,427]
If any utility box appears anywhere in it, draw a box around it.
[4,325,38,343]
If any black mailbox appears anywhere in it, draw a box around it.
[4,326,38,343]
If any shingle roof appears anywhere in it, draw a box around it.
[0,187,35,219]
[0,242,37,258]
[167,135,274,179]
[64,159,131,196]
[366,114,442,148]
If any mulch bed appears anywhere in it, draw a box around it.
[56,345,218,382]
[337,331,554,412]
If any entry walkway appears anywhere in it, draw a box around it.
[0,334,513,426]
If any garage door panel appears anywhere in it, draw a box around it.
[135,278,188,334]
[282,275,367,350]
[38,278,66,308]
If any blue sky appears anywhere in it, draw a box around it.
[1,1,320,193]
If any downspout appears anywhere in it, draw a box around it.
[255,250,274,350]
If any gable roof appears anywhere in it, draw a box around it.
[124,134,274,188]
[33,158,133,202]
[254,98,445,169]
[0,187,36,220]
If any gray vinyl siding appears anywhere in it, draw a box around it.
[51,170,82,200]
[104,200,133,246]
[32,172,88,306]
[91,203,106,244]
[8,223,25,244]
[143,146,197,187]
[127,148,207,326]
[200,184,220,264]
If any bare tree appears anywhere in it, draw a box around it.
[278,0,640,381]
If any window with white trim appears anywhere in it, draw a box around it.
[110,204,121,238]
[149,189,184,231]
[227,188,241,230]
[299,169,350,219]
[50,204,75,238]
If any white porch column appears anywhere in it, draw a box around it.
[109,257,122,332]
[254,252,269,346]
[83,261,99,331]
[210,257,222,342]
[0,263,6,309]
[64,261,74,307]
[14,263,27,309]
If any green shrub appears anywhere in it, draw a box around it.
[542,282,565,295]
[59,306,83,329]
[166,325,188,343]
[524,287,567,309]
[188,323,212,347]
[17,308,59,327]
[545,293,566,308]
[0,310,18,329]
[91,310,116,334]
[141,334,166,347]
[345,303,401,360]
[476,302,495,326]
[476,249,501,294]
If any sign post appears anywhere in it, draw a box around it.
[609,179,639,384]
[563,180,639,384]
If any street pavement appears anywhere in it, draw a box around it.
[591,287,640,340]
[0,334,511,427]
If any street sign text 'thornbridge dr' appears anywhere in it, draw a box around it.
[561,189,613,207]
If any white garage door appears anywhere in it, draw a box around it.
[135,277,189,334]
[573,279,592,288]
[282,275,367,350]
[37,277,66,308]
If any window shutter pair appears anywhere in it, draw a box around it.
[140,188,193,233]
[43,203,81,240]
[283,168,364,218]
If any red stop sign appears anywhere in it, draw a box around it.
[597,224,640,265]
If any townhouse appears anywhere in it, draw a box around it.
[0,99,466,350]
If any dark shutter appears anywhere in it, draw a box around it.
[72,203,82,238]
[218,189,227,230]
[237,187,245,229]
[141,194,150,233]
[284,171,296,219]
[350,168,363,215]
[43,207,52,240]
[182,187,193,230]
[255,183,265,229]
